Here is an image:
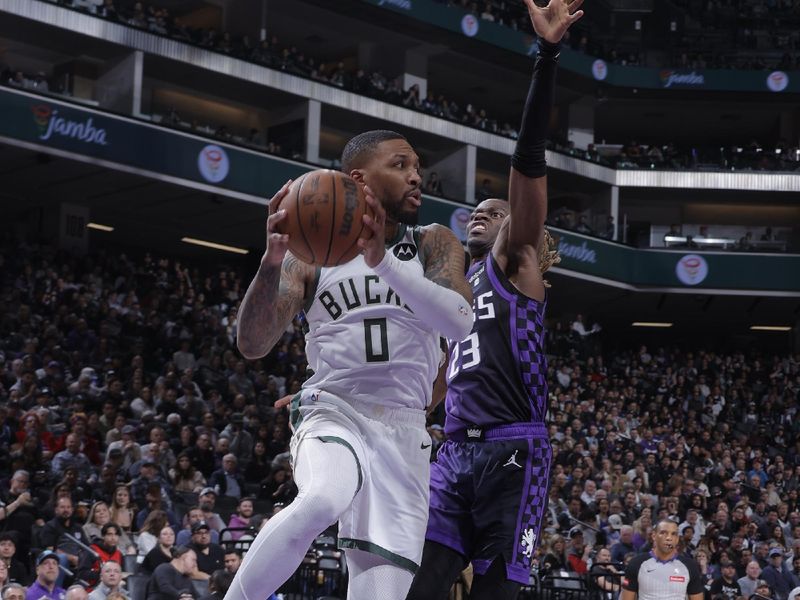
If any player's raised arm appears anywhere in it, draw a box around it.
[506,0,584,256]
[237,181,314,359]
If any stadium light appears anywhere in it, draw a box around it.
[86,222,114,232]
[750,325,792,332]
[181,237,249,255]
[632,322,673,328]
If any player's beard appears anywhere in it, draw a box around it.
[385,196,419,226]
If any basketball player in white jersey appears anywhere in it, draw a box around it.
[226,130,473,600]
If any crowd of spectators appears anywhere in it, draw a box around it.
[553,139,800,173]
[0,239,307,599]
[1,232,799,600]
[533,327,800,600]
[434,0,800,72]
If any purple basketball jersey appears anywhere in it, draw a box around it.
[444,253,548,435]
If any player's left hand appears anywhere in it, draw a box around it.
[359,185,387,268]
[525,0,584,44]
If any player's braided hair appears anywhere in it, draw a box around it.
[539,227,560,288]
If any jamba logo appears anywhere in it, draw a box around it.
[31,104,109,145]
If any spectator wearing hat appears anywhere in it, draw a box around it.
[147,546,197,600]
[218,414,252,469]
[763,548,795,600]
[741,561,764,599]
[195,489,224,533]
[606,513,624,545]
[87,560,127,600]
[187,522,224,578]
[611,525,636,564]
[0,532,29,585]
[207,455,244,500]
[754,580,774,599]
[176,507,220,547]
[711,560,743,599]
[567,527,592,574]
[26,551,65,600]
[105,426,141,471]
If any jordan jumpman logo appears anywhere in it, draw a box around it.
[504,450,522,468]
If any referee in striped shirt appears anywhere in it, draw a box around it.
[621,519,704,600]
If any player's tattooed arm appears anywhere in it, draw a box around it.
[237,253,310,359]
[420,224,472,304]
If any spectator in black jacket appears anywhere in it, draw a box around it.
[146,546,197,600]
[187,522,224,578]
[0,532,29,585]
[39,497,88,584]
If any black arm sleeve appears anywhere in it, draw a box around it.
[510,39,560,179]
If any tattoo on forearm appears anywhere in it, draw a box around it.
[422,227,470,303]
[237,255,303,357]
[422,229,455,288]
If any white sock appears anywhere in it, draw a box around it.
[346,547,414,600]
[224,438,359,600]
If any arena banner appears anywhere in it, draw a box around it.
[2,87,798,293]
[420,200,800,293]
[0,87,308,200]
[360,0,800,94]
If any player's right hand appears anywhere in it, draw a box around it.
[359,185,387,268]
[262,179,292,266]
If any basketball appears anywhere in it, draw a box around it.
[277,169,372,267]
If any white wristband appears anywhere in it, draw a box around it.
[373,251,473,341]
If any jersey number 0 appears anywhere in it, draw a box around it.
[364,318,389,362]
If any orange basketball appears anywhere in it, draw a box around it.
[277,169,372,267]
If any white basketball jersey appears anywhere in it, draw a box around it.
[303,225,439,411]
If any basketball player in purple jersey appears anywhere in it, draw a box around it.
[406,1,583,598]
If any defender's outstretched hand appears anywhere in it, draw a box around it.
[262,179,293,266]
[524,0,584,44]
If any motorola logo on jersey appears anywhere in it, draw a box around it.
[393,243,417,261]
